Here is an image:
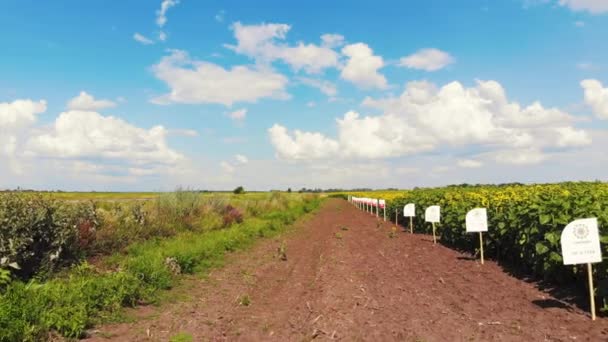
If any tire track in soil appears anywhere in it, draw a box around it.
[88,199,608,341]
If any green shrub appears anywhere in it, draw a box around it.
[0,193,97,280]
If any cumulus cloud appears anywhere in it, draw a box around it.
[235,154,249,164]
[228,108,247,122]
[268,124,340,160]
[321,34,345,48]
[226,22,341,74]
[0,99,47,129]
[220,161,235,173]
[458,159,483,168]
[67,91,116,111]
[340,43,387,89]
[133,32,155,45]
[0,99,47,173]
[558,0,608,13]
[26,110,183,165]
[269,80,591,164]
[298,77,338,96]
[399,48,454,71]
[151,50,289,106]
[581,79,608,119]
[156,0,179,27]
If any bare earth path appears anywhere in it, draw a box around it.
[89,199,608,341]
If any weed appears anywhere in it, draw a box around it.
[388,226,398,238]
[239,294,251,306]
[334,232,343,239]
[340,226,349,231]
[170,332,193,342]
[277,242,287,261]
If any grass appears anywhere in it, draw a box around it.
[0,194,321,341]
[169,332,193,342]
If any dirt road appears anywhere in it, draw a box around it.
[89,199,608,341]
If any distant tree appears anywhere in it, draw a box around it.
[287,188,292,193]
[233,186,245,194]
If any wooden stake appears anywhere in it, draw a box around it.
[395,211,398,226]
[383,207,386,222]
[479,232,485,265]
[409,216,413,234]
[432,222,437,244]
[588,263,596,320]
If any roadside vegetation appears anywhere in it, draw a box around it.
[0,190,320,341]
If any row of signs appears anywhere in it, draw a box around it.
[350,197,603,320]
[351,197,386,209]
[404,203,602,265]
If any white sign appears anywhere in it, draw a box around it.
[425,206,440,223]
[560,218,602,265]
[466,208,488,233]
[379,199,385,209]
[403,203,415,217]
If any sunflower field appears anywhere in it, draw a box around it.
[338,182,608,311]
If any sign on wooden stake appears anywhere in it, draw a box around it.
[403,204,415,233]
[425,206,440,244]
[466,208,488,264]
[560,218,602,320]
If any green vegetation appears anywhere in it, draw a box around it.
[169,332,194,342]
[0,191,320,341]
[347,182,608,311]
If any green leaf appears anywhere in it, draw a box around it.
[539,214,551,225]
[535,242,550,255]
[544,232,559,245]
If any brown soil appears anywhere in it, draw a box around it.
[87,199,608,341]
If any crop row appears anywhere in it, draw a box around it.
[342,182,608,312]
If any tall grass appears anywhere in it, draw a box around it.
[0,191,320,341]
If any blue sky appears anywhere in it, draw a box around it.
[1,0,607,191]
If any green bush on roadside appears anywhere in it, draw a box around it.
[0,194,321,341]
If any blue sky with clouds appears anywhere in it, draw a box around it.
[1,0,607,191]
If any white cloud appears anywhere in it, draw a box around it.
[269,80,591,164]
[268,124,340,160]
[321,34,345,48]
[298,77,338,96]
[156,0,179,27]
[228,108,247,122]
[227,22,340,74]
[458,159,483,168]
[169,129,198,137]
[575,20,586,27]
[133,32,155,45]
[0,99,47,174]
[399,48,455,71]
[158,31,168,42]
[558,0,608,13]
[220,161,235,173]
[577,62,595,70]
[581,79,608,119]
[67,91,116,111]
[489,148,547,165]
[215,10,225,23]
[0,99,47,129]
[340,43,387,89]
[26,110,183,165]
[151,50,289,106]
[235,154,249,164]
[307,101,316,108]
